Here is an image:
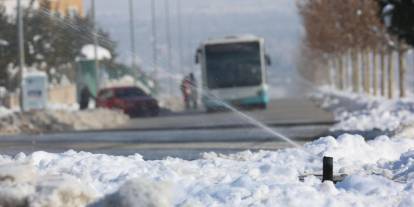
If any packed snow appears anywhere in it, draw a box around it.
[0,107,12,119]
[80,45,112,61]
[314,87,414,135]
[0,109,129,135]
[0,134,412,206]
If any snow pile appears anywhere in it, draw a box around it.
[314,87,414,133]
[47,103,79,111]
[0,107,12,119]
[45,109,129,131]
[0,135,412,206]
[0,109,129,135]
[0,161,96,207]
[80,45,112,61]
[91,179,172,207]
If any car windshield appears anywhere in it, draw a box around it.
[1,0,414,206]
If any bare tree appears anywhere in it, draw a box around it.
[298,0,397,98]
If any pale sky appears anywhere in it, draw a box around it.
[85,0,303,78]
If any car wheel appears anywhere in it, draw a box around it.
[258,103,267,110]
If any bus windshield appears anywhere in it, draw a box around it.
[205,42,262,89]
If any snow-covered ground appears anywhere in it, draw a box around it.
[314,87,414,137]
[80,45,112,61]
[0,109,129,135]
[0,106,12,119]
[2,86,414,206]
[0,134,413,206]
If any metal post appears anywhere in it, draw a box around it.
[322,156,333,182]
[128,0,137,69]
[164,0,173,94]
[17,0,26,109]
[176,0,183,74]
[91,0,100,94]
[151,0,158,78]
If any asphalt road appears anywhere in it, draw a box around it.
[119,98,334,130]
[0,98,335,160]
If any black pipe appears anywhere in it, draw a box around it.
[322,156,333,182]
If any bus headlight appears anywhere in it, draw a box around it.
[257,89,265,97]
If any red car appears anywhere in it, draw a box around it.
[96,86,159,117]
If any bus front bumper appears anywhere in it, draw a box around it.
[203,94,269,109]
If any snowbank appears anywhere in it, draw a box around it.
[0,109,129,135]
[314,87,414,134]
[80,45,112,61]
[0,161,96,207]
[0,107,12,119]
[0,134,413,206]
[3,0,37,16]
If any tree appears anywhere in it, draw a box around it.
[380,0,414,46]
[0,1,118,90]
[0,5,16,89]
[379,0,414,98]
[298,0,394,97]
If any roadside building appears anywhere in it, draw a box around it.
[2,0,83,16]
[41,0,83,16]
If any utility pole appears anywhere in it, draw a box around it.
[17,0,25,81]
[151,0,158,78]
[165,0,172,72]
[91,0,100,95]
[176,0,184,74]
[17,0,26,109]
[164,0,173,94]
[128,0,137,69]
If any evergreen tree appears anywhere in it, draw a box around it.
[380,0,414,46]
[0,5,16,89]
[379,0,413,97]
[0,1,118,89]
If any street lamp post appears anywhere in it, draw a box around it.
[151,0,158,79]
[176,0,183,74]
[91,0,100,95]
[17,0,26,110]
[128,0,137,69]
[17,0,25,74]
[164,0,173,94]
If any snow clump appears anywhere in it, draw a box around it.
[0,135,412,206]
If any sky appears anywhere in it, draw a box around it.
[3,0,305,95]
[85,0,304,85]
[3,0,34,15]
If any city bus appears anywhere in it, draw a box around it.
[195,35,271,112]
